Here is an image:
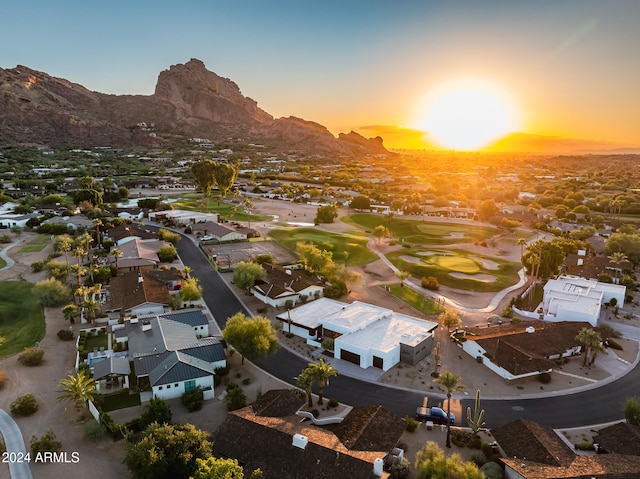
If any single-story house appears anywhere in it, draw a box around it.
[276,298,437,371]
[251,263,324,307]
[149,209,219,226]
[457,320,590,381]
[104,206,145,220]
[543,275,626,326]
[192,221,247,242]
[493,419,640,478]
[115,238,169,272]
[112,309,225,401]
[213,389,404,479]
[105,223,158,245]
[0,212,40,228]
[105,268,183,316]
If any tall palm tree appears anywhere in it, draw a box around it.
[58,237,72,281]
[56,371,97,413]
[111,247,122,271]
[307,359,338,405]
[62,304,79,324]
[434,370,465,448]
[244,198,254,228]
[607,252,628,284]
[516,237,527,263]
[92,218,103,249]
[295,368,315,408]
[395,270,411,287]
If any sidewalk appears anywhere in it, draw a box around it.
[0,409,33,479]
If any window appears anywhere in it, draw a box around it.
[159,386,163,390]
[167,385,171,389]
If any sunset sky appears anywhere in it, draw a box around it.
[2,1,639,150]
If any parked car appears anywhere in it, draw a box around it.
[415,406,455,425]
[199,235,213,241]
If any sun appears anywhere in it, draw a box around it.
[415,80,520,150]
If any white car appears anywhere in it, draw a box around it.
[199,235,214,241]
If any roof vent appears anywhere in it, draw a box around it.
[292,433,308,449]
[142,320,152,332]
[525,326,535,333]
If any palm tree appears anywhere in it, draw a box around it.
[244,198,254,228]
[434,370,465,448]
[576,327,605,367]
[395,270,410,287]
[608,252,628,284]
[58,237,72,280]
[62,304,79,324]
[295,368,315,408]
[111,247,122,271]
[516,237,527,263]
[56,371,97,413]
[183,265,192,279]
[92,218,103,249]
[307,359,338,405]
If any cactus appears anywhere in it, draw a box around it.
[431,342,441,377]
[467,389,486,438]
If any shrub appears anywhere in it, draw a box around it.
[30,430,62,455]
[84,421,107,441]
[607,338,624,350]
[538,372,552,384]
[575,441,595,451]
[324,280,347,299]
[390,457,410,479]
[479,461,503,479]
[34,278,72,307]
[57,329,74,341]
[421,276,440,290]
[242,378,251,386]
[471,451,487,466]
[181,386,204,412]
[404,416,419,432]
[18,347,45,366]
[328,398,339,408]
[225,385,247,411]
[321,338,335,351]
[501,306,514,318]
[0,370,7,389]
[141,397,172,427]
[31,260,46,272]
[214,366,229,377]
[256,307,268,314]
[624,396,640,425]
[11,393,39,416]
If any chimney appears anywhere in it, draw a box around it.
[373,458,384,477]
[292,433,308,449]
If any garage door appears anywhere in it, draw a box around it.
[340,350,361,366]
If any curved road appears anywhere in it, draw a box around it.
[0,409,33,479]
[171,228,639,429]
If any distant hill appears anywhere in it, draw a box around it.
[0,58,390,156]
[486,132,640,155]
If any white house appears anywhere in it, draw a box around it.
[542,275,626,326]
[0,213,39,228]
[251,263,324,308]
[149,209,219,225]
[277,298,437,371]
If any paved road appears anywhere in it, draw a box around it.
[0,409,33,479]
[168,226,638,429]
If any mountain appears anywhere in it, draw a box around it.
[0,59,390,156]
[486,132,640,154]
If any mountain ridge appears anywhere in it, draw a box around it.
[0,59,390,156]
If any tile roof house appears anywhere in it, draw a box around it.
[252,263,325,307]
[112,309,225,401]
[105,269,182,316]
[458,320,590,381]
[213,389,404,479]
[192,221,247,242]
[277,298,437,371]
[494,419,640,478]
[115,238,168,271]
[593,422,640,456]
[105,223,158,245]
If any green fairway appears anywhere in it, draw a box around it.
[171,192,271,223]
[387,248,520,292]
[342,213,498,245]
[269,228,378,266]
[387,284,441,316]
[19,235,51,253]
[0,256,6,269]
[0,281,45,359]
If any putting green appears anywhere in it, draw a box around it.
[424,254,481,274]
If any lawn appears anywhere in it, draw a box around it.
[387,248,521,292]
[85,333,108,352]
[0,256,6,269]
[343,214,498,245]
[268,227,379,266]
[100,389,141,412]
[387,284,442,316]
[19,235,51,253]
[0,281,45,359]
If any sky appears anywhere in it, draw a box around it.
[2,0,640,150]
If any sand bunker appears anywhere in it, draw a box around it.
[449,272,497,282]
[416,251,453,256]
[477,258,500,270]
[399,255,424,264]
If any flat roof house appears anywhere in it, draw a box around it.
[543,275,626,326]
[277,298,437,371]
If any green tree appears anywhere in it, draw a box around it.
[56,371,97,412]
[522,239,565,279]
[158,228,181,245]
[314,203,338,224]
[372,224,390,244]
[604,232,640,265]
[624,396,640,425]
[192,457,245,479]
[307,359,338,405]
[434,371,465,448]
[213,162,238,200]
[232,261,266,291]
[608,251,628,283]
[30,430,62,456]
[140,397,172,428]
[179,277,203,306]
[296,242,335,276]
[415,441,484,479]
[350,195,371,210]
[191,160,217,198]
[111,247,123,270]
[222,313,278,365]
[576,327,605,367]
[439,309,461,333]
[158,244,178,262]
[123,423,212,479]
